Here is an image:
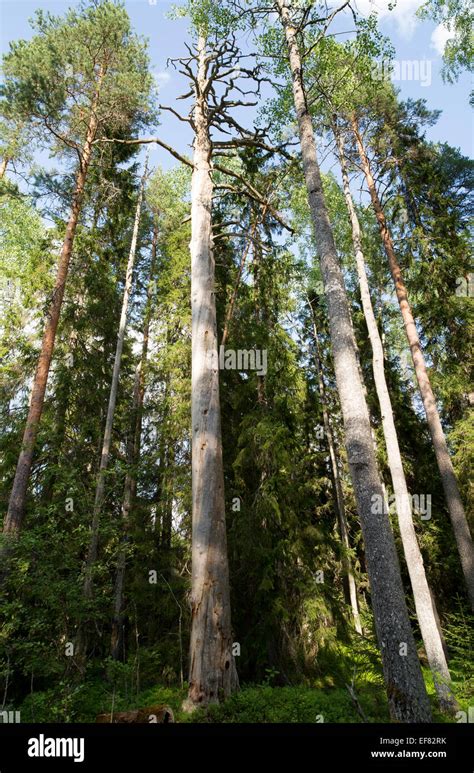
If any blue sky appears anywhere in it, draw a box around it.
[0,0,472,176]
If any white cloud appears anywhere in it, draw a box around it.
[430,23,455,55]
[354,0,424,40]
[153,70,171,86]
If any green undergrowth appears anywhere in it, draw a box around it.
[184,684,388,723]
[19,677,470,724]
[17,618,472,723]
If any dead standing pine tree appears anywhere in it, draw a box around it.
[100,16,292,706]
[332,116,456,713]
[163,26,292,711]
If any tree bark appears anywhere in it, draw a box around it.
[3,66,105,543]
[253,229,268,406]
[82,156,148,604]
[334,120,456,712]
[184,34,238,710]
[277,0,431,722]
[0,156,9,179]
[221,216,259,349]
[40,290,85,508]
[160,442,173,552]
[111,223,157,660]
[309,300,362,635]
[352,115,474,612]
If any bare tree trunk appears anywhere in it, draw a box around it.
[335,121,456,712]
[3,67,105,544]
[221,219,258,349]
[352,115,474,612]
[184,34,238,711]
[82,157,148,605]
[109,358,142,662]
[253,230,268,406]
[0,156,9,179]
[277,0,431,722]
[111,223,157,660]
[160,443,173,551]
[308,300,362,634]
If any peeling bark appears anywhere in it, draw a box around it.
[184,35,238,710]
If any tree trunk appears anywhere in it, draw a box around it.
[309,300,362,634]
[0,156,10,179]
[253,230,268,406]
[3,67,105,544]
[221,216,259,348]
[277,0,431,722]
[160,442,173,552]
[184,34,238,710]
[111,223,157,660]
[41,291,85,508]
[334,120,457,712]
[352,114,474,612]
[82,156,148,604]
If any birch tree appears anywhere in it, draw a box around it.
[81,157,148,614]
[111,221,157,660]
[351,115,474,611]
[332,118,456,712]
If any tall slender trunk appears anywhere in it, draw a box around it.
[253,231,268,406]
[82,157,147,604]
[184,34,238,710]
[111,223,157,660]
[154,378,169,544]
[276,0,431,722]
[3,67,105,543]
[334,121,456,712]
[41,291,86,507]
[352,115,474,611]
[160,442,173,551]
[309,301,362,634]
[221,216,260,348]
[0,156,9,179]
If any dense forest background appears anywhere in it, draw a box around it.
[0,0,472,724]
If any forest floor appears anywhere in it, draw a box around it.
[13,610,473,724]
[17,648,472,724]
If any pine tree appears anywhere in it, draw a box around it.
[1,2,153,554]
[269,0,432,722]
